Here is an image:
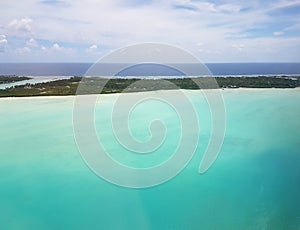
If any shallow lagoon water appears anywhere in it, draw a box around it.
[0,89,300,230]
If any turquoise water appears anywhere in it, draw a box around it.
[0,89,300,229]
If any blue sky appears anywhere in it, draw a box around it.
[0,0,299,62]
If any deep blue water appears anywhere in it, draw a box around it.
[0,63,300,76]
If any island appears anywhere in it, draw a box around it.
[0,76,299,97]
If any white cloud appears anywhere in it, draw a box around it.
[89,44,97,49]
[0,35,5,39]
[16,47,31,54]
[217,4,242,13]
[0,35,8,52]
[26,38,38,47]
[41,42,74,55]
[41,43,64,52]
[52,43,62,51]
[232,44,245,51]
[0,0,299,62]
[8,17,34,35]
[268,0,300,12]
[37,42,77,62]
[86,44,98,53]
[273,31,284,36]
[172,0,242,13]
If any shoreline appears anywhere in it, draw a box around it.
[1,87,299,100]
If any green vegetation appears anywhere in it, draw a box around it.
[0,76,299,97]
[0,75,31,84]
[216,76,300,88]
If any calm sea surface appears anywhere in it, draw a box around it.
[0,63,300,76]
[0,89,300,229]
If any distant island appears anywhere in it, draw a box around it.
[0,76,31,84]
[0,75,299,97]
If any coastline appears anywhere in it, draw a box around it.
[0,87,299,100]
[1,76,300,97]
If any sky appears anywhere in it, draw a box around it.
[0,0,300,63]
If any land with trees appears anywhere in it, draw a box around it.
[0,75,31,84]
[0,75,299,97]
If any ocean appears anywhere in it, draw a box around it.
[0,63,300,76]
[0,89,300,229]
[1,63,299,89]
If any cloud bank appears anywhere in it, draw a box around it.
[0,0,299,62]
